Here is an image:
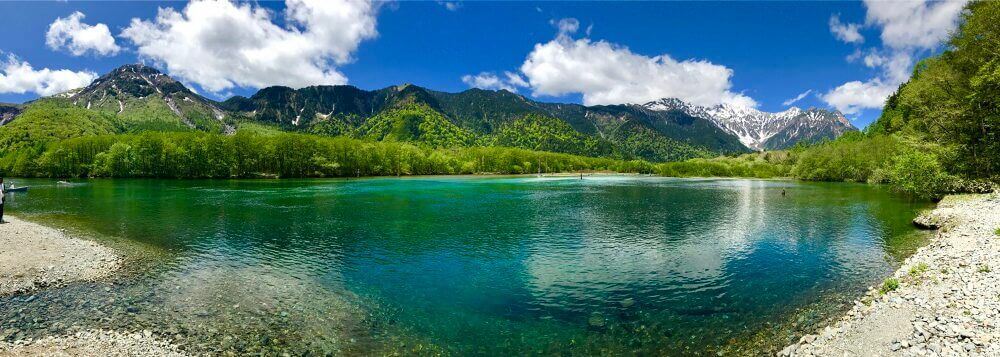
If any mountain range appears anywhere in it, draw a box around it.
[1,64,856,162]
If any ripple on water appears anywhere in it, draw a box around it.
[2,177,931,355]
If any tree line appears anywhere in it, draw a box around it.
[0,131,655,179]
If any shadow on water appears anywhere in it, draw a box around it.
[2,177,931,355]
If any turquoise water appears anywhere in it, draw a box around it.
[2,176,929,355]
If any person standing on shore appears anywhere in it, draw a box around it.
[0,177,5,224]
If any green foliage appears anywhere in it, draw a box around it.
[113,97,197,133]
[887,150,953,200]
[908,262,929,278]
[658,132,969,200]
[879,278,900,295]
[995,227,1000,237]
[490,114,616,158]
[356,104,474,148]
[1,131,653,178]
[611,123,716,162]
[655,152,793,178]
[869,1,1000,179]
[978,264,991,273]
[792,133,906,183]
[0,99,120,152]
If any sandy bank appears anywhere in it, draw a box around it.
[0,216,121,295]
[781,194,1000,356]
[0,330,187,357]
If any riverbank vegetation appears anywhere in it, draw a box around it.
[0,131,654,178]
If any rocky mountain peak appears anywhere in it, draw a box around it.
[75,63,192,100]
[640,98,856,151]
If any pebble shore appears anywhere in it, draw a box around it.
[0,216,120,295]
[781,194,1000,356]
[0,330,187,357]
[0,216,191,356]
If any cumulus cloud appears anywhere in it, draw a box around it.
[461,72,524,92]
[462,18,755,107]
[0,53,96,96]
[46,11,121,57]
[520,19,755,107]
[120,0,379,93]
[821,0,968,115]
[822,50,914,115]
[829,15,864,44]
[437,1,461,11]
[823,50,914,115]
[864,0,967,50]
[782,89,813,106]
[505,71,528,88]
[821,79,897,115]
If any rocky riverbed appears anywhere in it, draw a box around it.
[0,330,187,357]
[0,216,190,356]
[781,194,1000,356]
[0,216,121,295]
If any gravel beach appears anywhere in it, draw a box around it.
[0,330,188,357]
[0,216,120,296]
[781,194,1000,356]
[0,216,191,356]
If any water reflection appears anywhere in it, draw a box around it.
[3,177,929,355]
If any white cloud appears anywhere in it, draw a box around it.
[822,50,913,115]
[821,0,968,115]
[462,19,757,107]
[552,18,579,37]
[461,72,524,92]
[504,71,528,88]
[120,0,379,93]
[862,51,886,68]
[829,15,864,44]
[821,79,896,115]
[437,1,461,11]
[782,89,813,106]
[864,0,967,50]
[46,11,121,57]
[0,53,96,96]
[516,18,755,107]
[460,18,755,107]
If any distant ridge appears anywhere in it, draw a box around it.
[4,64,857,161]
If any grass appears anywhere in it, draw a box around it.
[978,265,991,273]
[879,278,900,294]
[908,262,929,277]
[994,227,1000,237]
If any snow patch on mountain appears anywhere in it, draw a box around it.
[640,98,855,150]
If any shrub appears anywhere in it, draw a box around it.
[879,278,900,294]
[887,150,954,200]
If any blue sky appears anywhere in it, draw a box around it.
[0,1,965,128]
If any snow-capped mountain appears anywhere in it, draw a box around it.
[640,98,856,150]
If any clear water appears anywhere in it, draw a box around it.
[1,176,929,355]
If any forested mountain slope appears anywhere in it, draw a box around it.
[1,64,857,165]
